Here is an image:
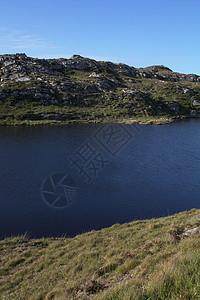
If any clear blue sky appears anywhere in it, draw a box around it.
[0,0,199,75]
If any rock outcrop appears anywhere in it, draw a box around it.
[0,53,200,124]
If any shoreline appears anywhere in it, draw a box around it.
[0,209,200,298]
[0,115,197,127]
[1,208,199,241]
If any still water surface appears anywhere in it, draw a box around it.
[0,120,200,239]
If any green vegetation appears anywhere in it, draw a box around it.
[0,101,175,126]
[1,54,200,125]
[0,209,200,299]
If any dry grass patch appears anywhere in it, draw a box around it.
[0,209,200,299]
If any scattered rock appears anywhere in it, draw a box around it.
[89,72,101,78]
[182,227,200,237]
[193,100,200,106]
[0,53,200,123]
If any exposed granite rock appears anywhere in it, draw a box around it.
[193,100,200,106]
[89,72,101,78]
[0,53,200,124]
[182,227,200,237]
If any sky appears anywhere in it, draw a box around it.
[0,0,200,75]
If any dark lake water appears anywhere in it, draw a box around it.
[0,120,200,239]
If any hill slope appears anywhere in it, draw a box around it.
[1,54,200,125]
[0,209,200,299]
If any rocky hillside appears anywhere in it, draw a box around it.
[1,53,200,125]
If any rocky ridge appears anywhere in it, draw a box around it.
[0,53,200,124]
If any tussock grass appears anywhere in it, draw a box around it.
[0,209,200,299]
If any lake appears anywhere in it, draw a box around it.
[0,119,200,239]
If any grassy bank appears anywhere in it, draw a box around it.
[0,115,175,126]
[0,101,189,126]
[0,209,200,299]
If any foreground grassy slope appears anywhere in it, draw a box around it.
[0,209,200,299]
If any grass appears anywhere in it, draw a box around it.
[0,90,183,126]
[1,61,200,126]
[0,209,200,299]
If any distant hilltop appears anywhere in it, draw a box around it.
[0,53,199,82]
[0,53,200,125]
